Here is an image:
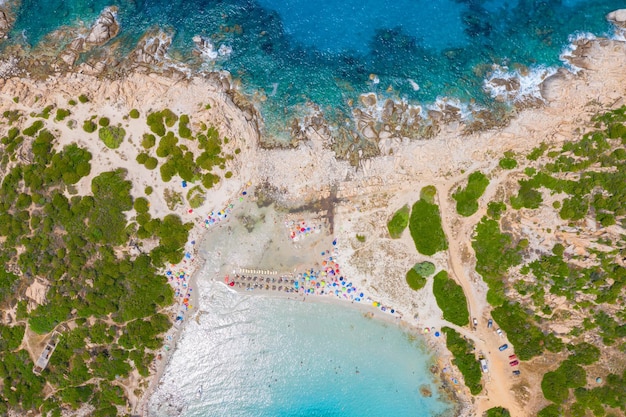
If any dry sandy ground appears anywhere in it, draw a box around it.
[1,34,626,417]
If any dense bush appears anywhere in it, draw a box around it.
[54,109,71,122]
[486,407,511,417]
[453,171,489,216]
[387,205,410,238]
[129,109,140,119]
[433,271,469,326]
[142,133,156,149]
[82,120,97,133]
[144,157,158,170]
[491,302,552,360]
[541,359,586,403]
[406,268,426,291]
[147,111,166,136]
[499,157,518,169]
[409,189,447,256]
[472,217,522,306]
[98,126,126,149]
[179,114,192,138]
[23,120,44,136]
[442,327,482,395]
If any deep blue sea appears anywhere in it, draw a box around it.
[7,0,625,139]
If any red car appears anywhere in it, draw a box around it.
[509,354,517,360]
[509,360,519,367]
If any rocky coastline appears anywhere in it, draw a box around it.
[1,4,625,417]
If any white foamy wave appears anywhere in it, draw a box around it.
[428,96,475,120]
[193,35,232,61]
[559,31,598,72]
[483,64,557,104]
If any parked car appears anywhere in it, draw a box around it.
[513,370,521,376]
[509,354,517,360]
[480,358,488,373]
[509,360,519,367]
[499,344,509,351]
[473,318,478,327]
[487,319,493,328]
[496,328,503,337]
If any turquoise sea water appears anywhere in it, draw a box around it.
[7,0,625,139]
[148,281,453,417]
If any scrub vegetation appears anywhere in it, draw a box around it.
[409,186,447,255]
[478,106,626,416]
[0,104,199,415]
[432,271,469,326]
[452,171,489,216]
[442,326,482,395]
[387,204,410,238]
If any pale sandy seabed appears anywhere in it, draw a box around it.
[1,11,626,417]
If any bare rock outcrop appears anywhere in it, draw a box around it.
[129,31,172,66]
[607,9,626,29]
[58,7,119,67]
[85,7,119,45]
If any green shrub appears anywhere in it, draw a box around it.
[160,161,177,182]
[144,157,158,170]
[387,205,410,238]
[98,117,110,127]
[406,269,426,291]
[487,201,506,220]
[186,186,205,209]
[433,271,469,326]
[156,131,178,158]
[99,126,126,149]
[409,189,447,256]
[413,261,435,276]
[136,153,149,164]
[78,94,89,103]
[161,109,178,127]
[486,408,510,417]
[68,99,77,106]
[225,171,233,179]
[442,327,482,395]
[146,112,166,136]
[355,234,366,242]
[499,157,518,169]
[141,133,156,149]
[420,185,437,204]
[83,120,97,133]
[129,109,140,119]
[134,197,150,214]
[55,108,71,121]
[537,405,561,417]
[23,120,45,136]
[492,302,549,360]
[510,181,543,209]
[472,217,522,306]
[202,173,220,189]
[453,171,489,216]
[179,114,192,138]
[145,186,153,195]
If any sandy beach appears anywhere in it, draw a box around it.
[1,8,626,413]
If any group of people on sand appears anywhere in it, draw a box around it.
[224,240,404,319]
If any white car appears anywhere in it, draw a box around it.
[496,328,503,337]
[480,359,488,373]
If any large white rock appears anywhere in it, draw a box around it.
[86,7,119,45]
[607,9,626,28]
